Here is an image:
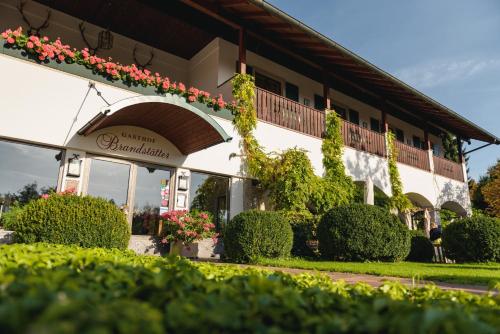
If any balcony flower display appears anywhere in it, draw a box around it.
[160,210,218,258]
[1,27,237,113]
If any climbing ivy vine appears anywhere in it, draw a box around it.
[231,73,354,213]
[386,131,412,212]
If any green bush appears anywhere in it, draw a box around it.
[283,210,318,257]
[4,193,130,249]
[0,243,498,334]
[317,204,411,261]
[224,210,293,263]
[442,216,500,262]
[407,230,435,262]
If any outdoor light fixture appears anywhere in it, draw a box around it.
[66,154,82,177]
[177,173,189,191]
[98,29,113,50]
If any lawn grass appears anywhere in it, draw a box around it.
[256,258,500,286]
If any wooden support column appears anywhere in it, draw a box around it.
[381,109,389,133]
[424,128,431,150]
[457,136,464,163]
[323,74,331,110]
[238,28,246,74]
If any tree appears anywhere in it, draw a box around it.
[482,160,500,217]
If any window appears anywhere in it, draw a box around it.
[370,118,381,132]
[349,109,360,125]
[0,140,62,212]
[285,82,299,102]
[87,158,130,208]
[412,136,422,149]
[432,143,441,156]
[395,129,405,143]
[332,104,347,120]
[132,165,172,235]
[255,71,281,95]
[314,94,324,110]
[189,172,230,230]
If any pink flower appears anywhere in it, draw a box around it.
[58,54,65,61]
[26,41,34,49]
[199,212,209,220]
[178,82,186,92]
[6,37,15,44]
[40,194,49,199]
[1,32,8,39]
[188,95,196,102]
[160,238,168,244]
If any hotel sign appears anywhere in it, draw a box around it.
[96,131,170,160]
[69,125,184,163]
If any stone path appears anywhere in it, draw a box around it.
[208,262,491,295]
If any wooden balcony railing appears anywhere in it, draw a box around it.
[341,121,386,157]
[394,141,430,171]
[433,156,464,182]
[255,87,325,137]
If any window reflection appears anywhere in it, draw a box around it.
[87,159,130,208]
[132,166,171,235]
[0,140,61,213]
[189,172,229,230]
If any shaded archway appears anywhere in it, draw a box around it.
[440,201,468,217]
[405,192,433,209]
[354,181,390,207]
[78,95,232,155]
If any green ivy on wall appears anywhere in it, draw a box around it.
[231,74,354,214]
[386,131,412,212]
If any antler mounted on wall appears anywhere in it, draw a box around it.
[17,0,51,36]
[78,22,100,56]
[133,45,154,70]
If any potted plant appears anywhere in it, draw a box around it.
[160,210,219,258]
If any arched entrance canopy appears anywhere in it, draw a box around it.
[78,95,232,155]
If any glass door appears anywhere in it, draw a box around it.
[131,164,173,235]
[86,158,131,209]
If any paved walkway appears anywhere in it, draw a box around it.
[208,262,491,295]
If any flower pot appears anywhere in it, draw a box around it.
[169,239,219,259]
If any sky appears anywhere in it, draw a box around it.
[268,0,500,180]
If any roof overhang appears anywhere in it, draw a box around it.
[181,0,499,144]
[78,95,232,155]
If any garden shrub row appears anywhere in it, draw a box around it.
[0,243,498,334]
[407,230,435,262]
[317,204,411,261]
[3,193,130,249]
[223,210,293,262]
[443,216,500,262]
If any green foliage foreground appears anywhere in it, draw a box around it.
[1,244,499,334]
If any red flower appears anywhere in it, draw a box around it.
[6,37,15,44]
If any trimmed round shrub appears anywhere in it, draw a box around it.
[406,230,435,262]
[317,204,410,261]
[224,210,293,263]
[442,217,500,262]
[5,193,130,249]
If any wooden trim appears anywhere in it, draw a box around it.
[238,27,247,74]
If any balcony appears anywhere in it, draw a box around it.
[341,121,386,157]
[433,156,464,182]
[255,87,325,138]
[393,141,430,171]
[254,87,465,182]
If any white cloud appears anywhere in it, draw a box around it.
[394,59,500,89]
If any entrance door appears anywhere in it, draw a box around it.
[86,157,131,209]
[131,164,173,235]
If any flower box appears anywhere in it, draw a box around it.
[170,238,220,259]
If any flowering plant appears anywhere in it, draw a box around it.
[1,27,237,113]
[160,210,217,245]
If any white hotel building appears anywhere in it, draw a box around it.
[1,0,498,234]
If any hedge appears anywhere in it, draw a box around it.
[4,193,130,249]
[283,210,318,257]
[317,204,411,261]
[406,230,435,262]
[442,216,500,262]
[0,243,498,334]
[223,210,293,263]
